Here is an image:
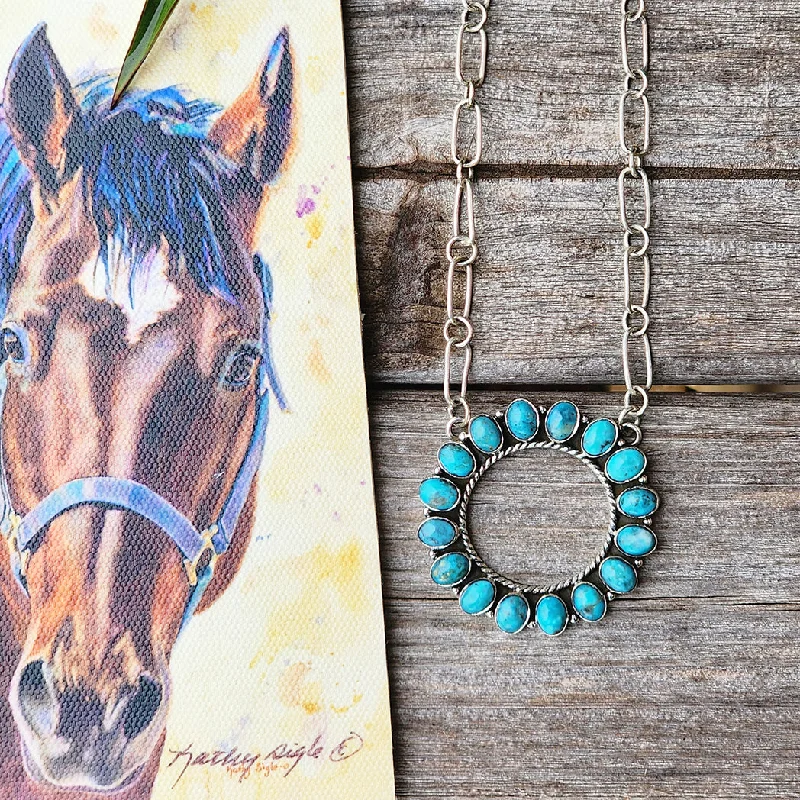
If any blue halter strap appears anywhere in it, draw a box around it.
[1,254,283,633]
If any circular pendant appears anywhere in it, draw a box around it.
[417,399,659,636]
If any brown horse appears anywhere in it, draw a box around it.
[0,24,293,798]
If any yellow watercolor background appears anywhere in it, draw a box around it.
[0,2,395,798]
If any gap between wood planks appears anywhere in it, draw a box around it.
[366,382,800,394]
[353,164,800,182]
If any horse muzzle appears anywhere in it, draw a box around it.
[10,657,167,791]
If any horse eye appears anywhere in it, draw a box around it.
[1,328,27,364]
[221,346,260,391]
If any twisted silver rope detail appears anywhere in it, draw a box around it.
[457,440,617,595]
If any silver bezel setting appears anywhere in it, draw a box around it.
[504,398,540,442]
[417,517,459,550]
[615,523,658,557]
[604,446,648,484]
[419,475,461,512]
[571,581,609,622]
[616,484,660,518]
[580,417,620,458]
[468,414,504,454]
[598,556,639,594]
[544,400,580,443]
[494,592,531,635]
[459,578,497,617]
[534,593,570,637]
[437,441,477,479]
[430,551,472,587]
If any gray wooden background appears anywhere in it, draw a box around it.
[342,2,800,797]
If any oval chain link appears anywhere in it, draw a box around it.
[618,0,653,435]
[443,0,489,435]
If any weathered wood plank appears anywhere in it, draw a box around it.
[355,177,800,385]
[372,391,800,798]
[343,0,800,171]
[345,2,800,794]
[386,598,800,800]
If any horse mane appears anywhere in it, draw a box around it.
[0,75,243,313]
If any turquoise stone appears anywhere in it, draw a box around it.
[494,594,530,634]
[437,442,476,478]
[605,447,647,483]
[545,401,579,442]
[418,517,458,549]
[505,399,539,441]
[600,557,638,594]
[459,579,496,615]
[581,418,618,457]
[430,552,471,586]
[617,486,659,519]
[616,524,657,557]
[571,582,607,622]
[469,415,503,453]
[535,594,569,636]
[419,476,460,511]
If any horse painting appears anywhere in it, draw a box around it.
[0,23,293,797]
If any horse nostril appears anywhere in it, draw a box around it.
[16,660,57,737]
[122,676,162,740]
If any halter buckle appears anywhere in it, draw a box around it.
[183,524,219,587]
[3,512,28,578]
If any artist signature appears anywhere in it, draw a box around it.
[165,732,365,787]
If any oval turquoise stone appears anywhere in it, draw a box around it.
[495,594,530,634]
[545,401,579,442]
[505,399,539,441]
[616,524,657,557]
[571,582,607,622]
[599,557,638,594]
[469,415,503,453]
[581,418,618,457]
[605,447,647,483]
[418,517,458,549]
[419,476,460,511]
[430,552,471,586]
[617,486,659,518]
[459,579,496,615]
[535,594,569,636]
[437,442,476,478]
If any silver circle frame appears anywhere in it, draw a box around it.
[458,440,618,596]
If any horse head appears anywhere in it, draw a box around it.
[0,24,292,791]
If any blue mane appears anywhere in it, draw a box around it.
[0,75,241,313]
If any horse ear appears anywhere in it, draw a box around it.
[209,28,293,189]
[3,24,84,200]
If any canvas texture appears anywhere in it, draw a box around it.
[0,2,395,798]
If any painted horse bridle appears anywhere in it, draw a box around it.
[0,254,283,632]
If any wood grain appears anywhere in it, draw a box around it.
[355,177,800,385]
[342,1,800,796]
[386,598,800,800]
[372,391,800,799]
[343,0,800,172]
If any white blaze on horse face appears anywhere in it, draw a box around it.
[78,243,183,344]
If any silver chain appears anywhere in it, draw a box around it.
[617,0,653,442]
[443,0,654,441]
[443,0,488,437]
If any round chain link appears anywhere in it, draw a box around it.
[443,0,489,435]
[618,0,653,435]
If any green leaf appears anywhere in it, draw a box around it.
[112,0,181,107]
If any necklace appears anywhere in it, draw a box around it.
[417,0,659,636]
